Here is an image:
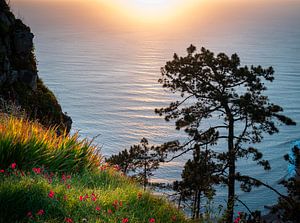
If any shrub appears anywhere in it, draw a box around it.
[0,114,101,173]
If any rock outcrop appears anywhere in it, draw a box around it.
[0,0,72,133]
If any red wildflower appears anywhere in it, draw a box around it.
[36,209,45,216]
[113,200,119,209]
[99,163,108,171]
[122,218,129,223]
[79,195,83,201]
[32,167,41,174]
[91,193,97,201]
[234,217,241,223]
[62,174,67,182]
[65,218,73,223]
[67,175,71,179]
[95,206,101,211]
[107,209,112,215]
[0,169,4,173]
[48,190,55,198]
[113,200,118,205]
[149,218,155,223]
[11,163,17,169]
[113,164,120,171]
[66,184,71,189]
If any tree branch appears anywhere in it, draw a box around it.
[235,197,255,218]
[165,138,216,162]
[234,115,248,152]
[238,175,294,207]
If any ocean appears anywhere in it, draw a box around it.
[11,0,300,213]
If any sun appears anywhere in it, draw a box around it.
[97,0,199,24]
[127,0,179,11]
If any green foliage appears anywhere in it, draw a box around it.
[106,148,136,174]
[0,166,188,223]
[156,45,296,222]
[173,145,221,219]
[272,146,300,222]
[0,117,188,222]
[107,138,165,190]
[274,178,300,222]
[0,78,70,133]
[0,114,100,173]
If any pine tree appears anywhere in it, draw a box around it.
[155,45,296,222]
[106,138,164,190]
[173,144,221,219]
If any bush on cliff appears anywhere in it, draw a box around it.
[0,114,99,173]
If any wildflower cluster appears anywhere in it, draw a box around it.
[0,163,183,222]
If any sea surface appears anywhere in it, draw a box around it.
[11,0,300,213]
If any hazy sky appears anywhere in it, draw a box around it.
[10,0,300,33]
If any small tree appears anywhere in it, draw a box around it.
[155,45,296,222]
[106,148,136,174]
[106,138,164,190]
[173,144,221,220]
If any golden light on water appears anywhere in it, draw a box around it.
[97,0,201,24]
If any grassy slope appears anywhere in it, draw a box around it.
[0,115,189,223]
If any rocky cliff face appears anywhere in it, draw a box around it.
[0,0,72,133]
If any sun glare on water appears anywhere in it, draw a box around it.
[98,0,200,24]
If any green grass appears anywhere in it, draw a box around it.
[0,166,188,223]
[0,114,100,173]
[0,115,189,223]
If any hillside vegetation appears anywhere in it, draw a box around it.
[0,115,188,223]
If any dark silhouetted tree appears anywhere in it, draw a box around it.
[155,45,296,222]
[106,148,136,174]
[106,138,164,190]
[173,144,221,220]
[271,145,300,222]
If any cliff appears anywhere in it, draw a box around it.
[0,0,72,133]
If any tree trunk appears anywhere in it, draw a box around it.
[226,114,235,223]
[195,189,201,219]
[178,194,182,209]
[192,191,197,219]
[143,163,147,191]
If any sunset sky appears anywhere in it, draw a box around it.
[97,0,199,22]
[12,0,300,34]
[1,0,300,221]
